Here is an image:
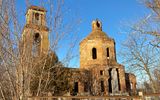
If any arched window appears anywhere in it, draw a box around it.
[96,21,100,28]
[34,33,41,43]
[106,48,109,58]
[92,48,97,59]
[35,13,39,20]
[32,33,41,57]
[35,13,39,24]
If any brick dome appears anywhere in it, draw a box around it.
[80,20,112,44]
[86,30,109,40]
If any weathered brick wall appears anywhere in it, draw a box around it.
[78,20,128,95]
[22,6,49,56]
[80,20,116,69]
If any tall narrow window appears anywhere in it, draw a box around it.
[101,81,105,92]
[108,68,112,93]
[92,48,97,59]
[35,13,39,20]
[32,33,41,57]
[35,13,39,24]
[106,48,109,58]
[74,82,78,93]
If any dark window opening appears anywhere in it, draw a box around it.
[116,69,121,91]
[74,82,78,93]
[35,13,39,20]
[96,21,100,28]
[125,73,131,92]
[101,81,105,92]
[84,82,88,92]
[108,68,112,93]
[34,33,41,43]
[106,48,109,58]
[92,48,97,59]
[100,70,104,75]
[32,33,41,57]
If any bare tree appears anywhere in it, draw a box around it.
[120,31,160,93]
[0,0,80,99]
[130,0,160,47]
[119,0,160,94]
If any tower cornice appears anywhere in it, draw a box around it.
[25,24,49,31]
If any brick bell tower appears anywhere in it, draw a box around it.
[22,6,49,57]
[17,6,50,98]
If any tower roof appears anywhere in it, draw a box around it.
[27,5,47,13]
[80,19,112,44]
[86,30,109,39]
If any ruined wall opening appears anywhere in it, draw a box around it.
[125,73,131,92]
[34,33,41,43]
[116,68,121,91]
[74,82,78,93]
[35,13,39,20]
[100,70,104,75]
[32,33,41,56]
[101,81,105,92]
[108,68,112,93]
[92,48,97,59]
[106,48,109,58]
[84,82,88,92]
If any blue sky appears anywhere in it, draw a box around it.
[64,0,150,67]
[16,0,150,67]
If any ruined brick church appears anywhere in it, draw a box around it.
[20,6,136,96]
